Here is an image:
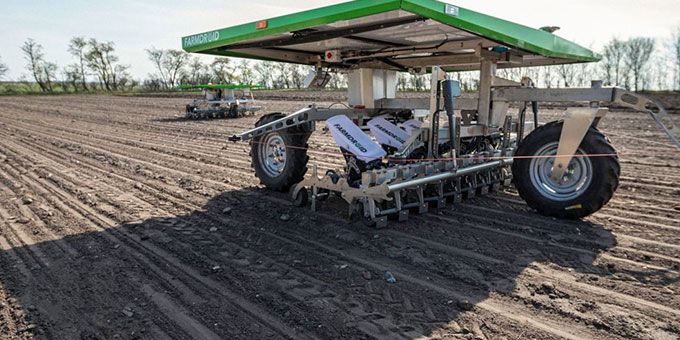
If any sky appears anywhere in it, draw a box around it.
[0,0,678,80]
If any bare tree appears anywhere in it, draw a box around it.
[254,61,276,88]
[448,70,479,92]
[237,60,255,85]
[273,63,292,89]
[43,61,58,92]
[650,54,670,90]
[145,48,190,89]
[408,73,429,91]
[164,50,189,88]
[289,64,309,89]
[113,64,135,91]
[68,37,89,91]
[600,38,626,87]
[273,63,311,89]
[211,57,238,84]
[21,39,55,92]
[573,62,592,88]
[146,48,167,88]
[186,57,210,85]
[0,56,8,80]
[498,67,534,83]
[673,27,680,90]
[541,66,557,88]
[85,39,129,91]
[327,71,347,89]
[63,64,82,92]
[85,39,113,90]
[143,78,164,92]
[397,72,409,91]
[624,37,655,92]
[556,64,577,88]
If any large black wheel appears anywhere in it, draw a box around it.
[250,113,310,192]
[227,105,239,119]
[512,121,620,219]
[185,105,196,119]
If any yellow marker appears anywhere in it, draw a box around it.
[565,204,582,210]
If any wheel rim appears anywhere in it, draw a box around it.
[259,134,287,177]
[528,142,593,201]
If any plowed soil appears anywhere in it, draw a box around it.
[0,94,678,340]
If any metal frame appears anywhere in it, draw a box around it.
[228,61,679,225]
[189,1,680,225]
[230,80,679,149]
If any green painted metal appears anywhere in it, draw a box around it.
[182,0,599,64]
[182,0,401,52]
[401,0,599,62]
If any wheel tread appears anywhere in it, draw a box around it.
[250,113,310,192]
[512,121,620,219]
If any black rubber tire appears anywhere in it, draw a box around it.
[250,113,310,192]
[512,121,620,219]
[185,105,195,119]
[291,187,309,207]
[227,105,239,119]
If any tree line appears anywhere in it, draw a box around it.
[12,38,135,93]
[437,34,680,93]
[142,47,323,91]
[1,30,679,93]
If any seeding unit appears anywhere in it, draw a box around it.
[183,0,680,226]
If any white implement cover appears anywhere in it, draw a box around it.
[327,115,386,162]
[368,117,410,149]
[401,119,423,135]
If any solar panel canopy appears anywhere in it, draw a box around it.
[182,0,599,71]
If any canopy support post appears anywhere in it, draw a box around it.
[478,59,497,130]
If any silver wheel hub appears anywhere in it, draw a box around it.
[529,142,593,201]
[259,134,287,177]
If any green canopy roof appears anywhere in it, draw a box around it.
[182,0,599,71]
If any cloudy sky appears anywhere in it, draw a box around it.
[1,0,678,80]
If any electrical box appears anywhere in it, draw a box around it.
[348,69,397,108]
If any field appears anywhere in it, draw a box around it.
[0,94,678,339]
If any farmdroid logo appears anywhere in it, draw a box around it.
[183,31,220,48]
[373,123,406,144]
[333,124,368,153]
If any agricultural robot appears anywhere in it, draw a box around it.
[182,84,261,119]
[183,0,680,226]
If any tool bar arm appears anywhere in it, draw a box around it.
[228,107,401,142]
[611,89,680,148]
[229,107,316,142]
[492,87,616,102]
[387,158,513,192]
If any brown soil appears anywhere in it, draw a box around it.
[0,94,678,339]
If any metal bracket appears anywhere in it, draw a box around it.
[612,89,680,148]
[230,107,315,141]
[552,108,607,180]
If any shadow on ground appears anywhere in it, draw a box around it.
[0,188,639,339]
